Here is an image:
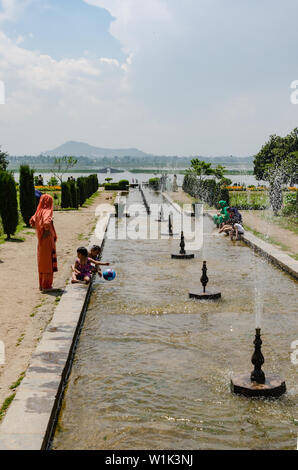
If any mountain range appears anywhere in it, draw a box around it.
[42,141,152,158]
[41,141,253,163]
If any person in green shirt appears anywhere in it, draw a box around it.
[213,200,229,226]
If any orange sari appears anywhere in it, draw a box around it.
[30,194,58,290]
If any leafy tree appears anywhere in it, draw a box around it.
[189,159,226,181]
[51,156,78,185]
[0,147,8,171]
[0,171,19,239]
[19,165,36,226]
[48,176,59,186]
[220,177,232,187]
[254,128,298,215]
[190,159,214,180]
[213,164,225,180]
[254,128,298,181]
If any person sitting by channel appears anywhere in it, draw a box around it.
[218,223,233,236]
[71,247,105,284]
[88,245,110,278]
[229,222,245,241]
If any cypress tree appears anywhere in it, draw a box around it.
[0,171,19,239]
[69,180,78,209]
[77,178,86,206]
[19,165,36,226]
[61,182,72,208]
[76,185,81,208]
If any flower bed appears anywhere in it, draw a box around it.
[224,185,269,191]
[35,185,61,191]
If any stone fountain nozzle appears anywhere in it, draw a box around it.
[200,260,208,293]
[250,328,265,384]
[231,328,286,398]
[189,261,221,300]
[171,231,194,259]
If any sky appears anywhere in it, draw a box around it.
[0,0,298,156]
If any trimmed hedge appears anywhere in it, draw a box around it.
[104,179,129,191]
[183,174,229,208]
[118,179,129,189]
[61,182,73,208]
[19,165,36,226]
[0,171,19,239]
[149,177,160,190]
[61,174,99,209]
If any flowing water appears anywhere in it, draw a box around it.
[53,189,297,450]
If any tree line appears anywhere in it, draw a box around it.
[0,151,99,239]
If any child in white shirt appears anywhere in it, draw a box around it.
[230,223,245,240]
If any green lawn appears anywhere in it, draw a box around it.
[0,213,26,244]
[229,191,269,209]
[228,190,297,211]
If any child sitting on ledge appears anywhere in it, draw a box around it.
[71,247,105,284]
[230,223,245,241]
[88,245,110,278]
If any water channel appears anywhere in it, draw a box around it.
[53,189,297,450]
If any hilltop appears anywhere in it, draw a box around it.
[42,141,152,158]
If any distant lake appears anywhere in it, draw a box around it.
[12,170,266,187]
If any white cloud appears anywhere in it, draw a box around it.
[0,29,132,153]
[84,0,173,53]
[99,57,119,66]
[15,34,24,45]
[1,0,298,156]
[0,0,32,22]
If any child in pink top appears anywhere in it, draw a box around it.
[71,247,104,284]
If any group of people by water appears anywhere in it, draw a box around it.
[213,200,245,240]
[29,193,109,292]
[29,191,245,292]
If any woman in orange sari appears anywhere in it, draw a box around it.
[30,194,58,291]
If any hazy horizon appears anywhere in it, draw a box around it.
[7,140,254,158]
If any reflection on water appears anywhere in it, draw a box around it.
[53,190,297,450]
